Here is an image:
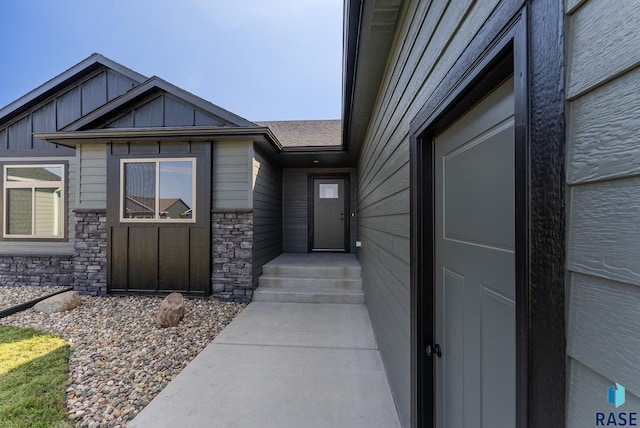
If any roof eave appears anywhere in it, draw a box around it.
[341,0,405,158]
[34,126,282,150]
[342,0,364,153]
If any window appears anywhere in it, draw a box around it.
[3,164,65,238]
[121,158,195,222]
[319,183,339,199]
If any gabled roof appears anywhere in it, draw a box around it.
[0,53,146,126]
[255,120,341,147]
[63,76,255,131]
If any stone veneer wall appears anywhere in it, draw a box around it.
[211,209,253,303]
[0,255,74,287]
[1,209,253,300]
[73,209,107,295]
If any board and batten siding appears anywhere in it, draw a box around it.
[565,0,640,423]
[104,93,226,129]
[0,68,136,153]
[212,140,252,209]
[252,147,282,283]
[77,144,107,208]
[355,1,501,425]
[0,156,76,255]
[282,168,357,253]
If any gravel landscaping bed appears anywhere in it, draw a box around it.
[0,285,71,309]
[0,286,245,427]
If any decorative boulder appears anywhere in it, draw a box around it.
[155,293,186,328]
[33,291,82,314]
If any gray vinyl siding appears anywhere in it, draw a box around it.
[282,169,308,253]
[565,0,640,422]
[0,156,76,255]
[356,1,500,425]
[0,68,136,153]
[282,168,356,253]
[252,147,282,283]
[77,144,107,209]
[212,140,252,209]
[566,358,640,427]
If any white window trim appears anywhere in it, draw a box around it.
[3,164,65,239]
[120,158,196,223]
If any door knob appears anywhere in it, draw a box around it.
[425,344,442,358]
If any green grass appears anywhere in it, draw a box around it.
[0,325,72,428]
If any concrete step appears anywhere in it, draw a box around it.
[262,264,361,279]
[252,287,365,304]
[258,276,363,290]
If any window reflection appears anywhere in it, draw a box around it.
[122,159,194,221]
[159,161,192,219]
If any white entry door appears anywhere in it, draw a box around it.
[434,77,515,427]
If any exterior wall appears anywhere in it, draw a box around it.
[212,140,253,209]
[0,68,135,154]
[252,147,282,284]
[211,210,253,303]
[0,155,77,254]
[73,209,107,295]
[283,168,357,253]
[282,169,308,253]
[0,255,74,287]
[355,1,501,425]
[0,66,134,289]
[211,140,256,300]
[103,93,226,128]
[106,141,211,296]
[565,0,640,423]
[77,144,107,208]
[0,65,264,298]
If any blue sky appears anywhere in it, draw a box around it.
[0,0,343,121]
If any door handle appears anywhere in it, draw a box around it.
[425,344,442,358]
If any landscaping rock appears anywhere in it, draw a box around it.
[0,290,245,428]
[33,291,82,314]
[155,293,186,327]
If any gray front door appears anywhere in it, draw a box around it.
[311,177,347,251]
[434,78,515,427]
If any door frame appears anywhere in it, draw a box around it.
[410,3,565,428]
[308,173,350,252]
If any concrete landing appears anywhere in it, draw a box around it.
[129,302,401,428]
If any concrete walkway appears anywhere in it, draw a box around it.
[130,302,401,428]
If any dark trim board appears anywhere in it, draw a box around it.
[307,173,350,253]
[409,2,564,428]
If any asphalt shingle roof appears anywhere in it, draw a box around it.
[255,120,341,148]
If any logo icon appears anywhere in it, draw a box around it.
[608,383,626,408]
